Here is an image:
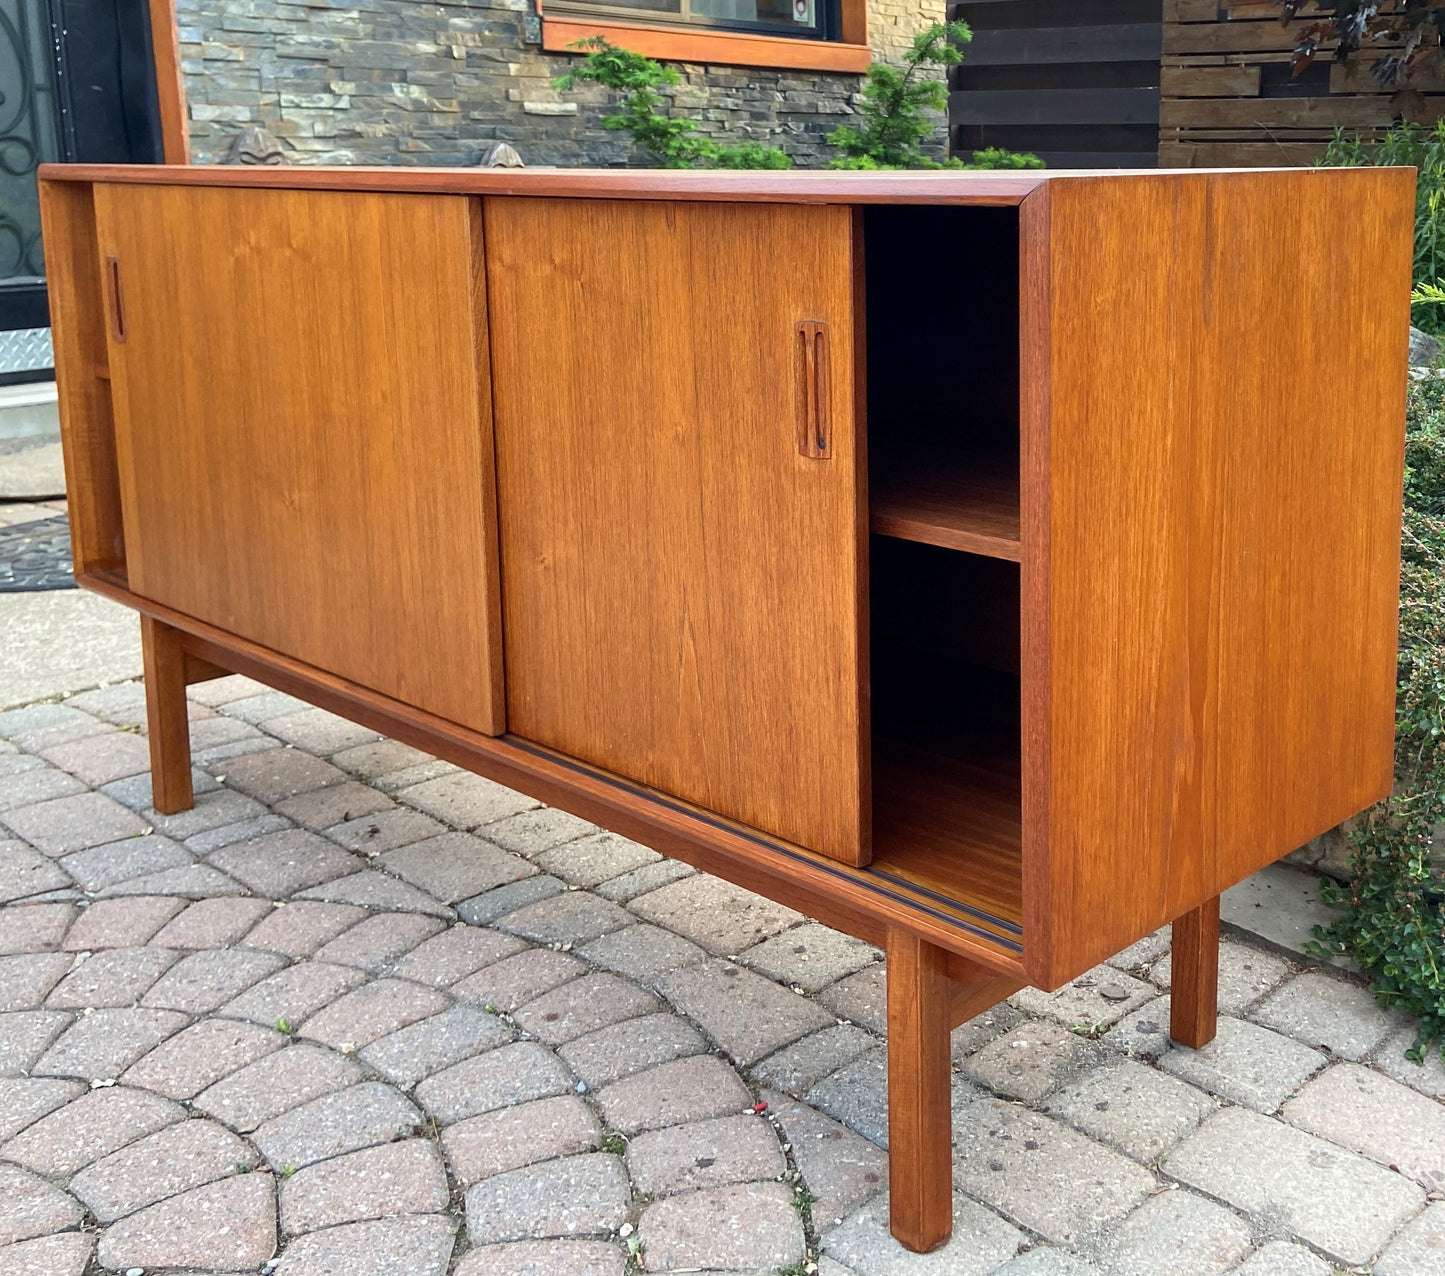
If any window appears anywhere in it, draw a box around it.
[550,0,829,40]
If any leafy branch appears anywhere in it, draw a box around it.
[1276,0,1445,85]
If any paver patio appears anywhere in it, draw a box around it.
[0,675,1441,1275]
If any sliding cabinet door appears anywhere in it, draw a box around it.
[92,183,504,735]
[486,198,868,865]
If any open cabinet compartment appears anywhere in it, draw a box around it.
[863,204,1023,949]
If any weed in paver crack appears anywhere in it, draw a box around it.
[600,1130,628,1155]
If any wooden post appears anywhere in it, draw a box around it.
[1170,896,1220,1048]
[148,0,191,164]
[885,928,955,1253]
[141,616,194,814]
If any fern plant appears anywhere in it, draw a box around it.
[554,38,790,170]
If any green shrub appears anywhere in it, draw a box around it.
[1311,374,1445,1061]
[1320,121,1445,334]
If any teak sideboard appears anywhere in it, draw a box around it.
[38,162,1411,1253]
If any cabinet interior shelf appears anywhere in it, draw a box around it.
[869,452,1020,561]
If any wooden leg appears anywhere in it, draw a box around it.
[1170,895,1220,1048]
[141,616,194,815]
[885,928,955,1253]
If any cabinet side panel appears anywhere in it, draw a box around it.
[37,180,126,576]
[486,197,867,864]
[1032,168,1411,986]
[91,183,504,735]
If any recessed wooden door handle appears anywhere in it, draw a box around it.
[795,319,830,460]
[106,255,127,343]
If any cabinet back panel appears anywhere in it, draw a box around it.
[90,184,505,735]
[1027,169,1411,985]
[486,197,869,866]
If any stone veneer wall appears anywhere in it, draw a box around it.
[174,0,947,168]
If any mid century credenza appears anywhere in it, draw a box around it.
[37,163,1411,1253]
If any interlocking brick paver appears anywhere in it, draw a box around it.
[360,1004,514,1087]
[577,922,706,985]
[628,1111,785,1196]
[279,1139,448,1234]
[1043,1057,1215,1162]
[1093,1190,1251,1276]
[295,869,456,918]
[70,1117,259,1221]
[416,1041,576,1124]
[253,1081,423,1170]
[1253,971,1401,1061]
[240,900,368,957]
[186,673,269,706]
[497,889,631,945]
[661,957,834,1064]
[740,922,880,993]
[328,807,446,855]
[823,1192,1024,1276]
[456,874,565,925]
[806,1046,890,1147]
[1,790,149,855]
[964,1022,1094,1102]
[630,873,804,954]
[1149,937,1289,1014]
[45,945,178,1008]
[149,895,274,948]
[750,1024,878,1099]
[0,1162,83,1245]
[266,707,381,755]
[514,971,658,1045]
[0,1084,184,1175]
[1107,995,1175,1059]
[397,771,537,828]
[219,959,368,1027]
[0,900,74,952]
[480,807,598,857]
[209,829,364,898]
[372,759,459,793]
[1234,1241,1334,1276]
[1163,1106,1424,1265]
[382,832,535,904]
[195,1043,364,1131]
[0,1076,84,1140]
[455,1239,626,1276]
[144,787,268,843]
[0,950,73,1009]
[953,1099,1156,1245]
[558,1012,708,1089]
[1011,967,1157,1030]
[0,1008,72,1074]
[95,1170,278,1271]
[121,1017,286,1099]
[393,924,527,988]
[639,1180,806,1272]
[441,1094,600,1185]
[596,1053,752,1135]
[300,977,451,1050]
[0,842,71,902]
[313,911,445,970]
[107,767,222,814]
[186,714,268,751]
[1376,1200,1445,1276]
[0,765,86,813]
[39,729,151,785]
[532,830,659,889]
[767,1091,888,1229]
[465,1152,628,1243]
[275,780,394,832]
[595,859,693,903]
[1284,1061,1445,1188]
[1374,1023,1445,1099]
[818,963,887,1034]
[62,895,179,950]
[141,945,289,1012]
[219,746,346,801]
[273,1214,457,1276]
[65,682,151,721]
[452,946,585,1012]
[0,1232,93,1276]
[33,1005,188,1080]
[183,810,291,854]
[0,703,96,740]
[60,833,192,892]
[1160,1016,1327,1113]
[99,860,245,898]
[331,738,435,781]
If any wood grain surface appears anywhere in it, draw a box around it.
[92,183,505,735]
[141,616,194,814]
[485,197,869,865]
[1023,167,1411,987]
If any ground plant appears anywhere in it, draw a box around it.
[1319,120,1445,334]
[1311,373,1445,1061]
